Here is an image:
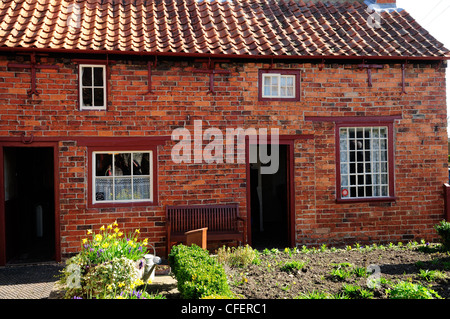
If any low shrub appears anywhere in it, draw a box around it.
[434,220,450,251]
[169,244,233,299]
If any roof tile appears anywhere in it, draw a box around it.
[0,0,447,58]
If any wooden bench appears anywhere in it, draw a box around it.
[166,203,245,255]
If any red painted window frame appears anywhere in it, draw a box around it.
[258,69,301,102]
[305,116,400,204]
[335,121,396,203]
[86,143,160,208]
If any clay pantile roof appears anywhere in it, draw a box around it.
[0,0,448,58]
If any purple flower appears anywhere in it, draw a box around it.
[138,260,144,269]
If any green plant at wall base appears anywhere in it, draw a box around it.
[169,244,234,299]
[434,220,450,251]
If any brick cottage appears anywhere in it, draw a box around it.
[0,0,448,264]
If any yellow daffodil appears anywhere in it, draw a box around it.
[135,229,140,234]
[118,282,125,288]
[95,234,103,241]
[102,242,109,249]
[113,220,118,227]
[100,225,105,231]
[114,227,119,233]
[87,229,92,234]
[107,284,113,291]
[118,232,123,237]
[134,279,144,286]
[82,238,88,244]
[107,224,113,230]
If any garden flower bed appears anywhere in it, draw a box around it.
[165,221,450,299]
[222,242,450,299]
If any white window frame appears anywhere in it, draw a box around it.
[92,151,153,204]
[339,126,390,200]
[79,64,107,110]
[261,73,296,99]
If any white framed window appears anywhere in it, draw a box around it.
[93,151,153,204]
[262,73,295,98]
[79,64,107,110]
[339,126,391,200]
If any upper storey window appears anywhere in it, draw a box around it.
[79,64,107,110]
[258,70,300,101]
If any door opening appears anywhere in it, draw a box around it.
[249,144,289,249]
[3,147,55,264]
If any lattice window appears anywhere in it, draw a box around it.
[339,127,389,199]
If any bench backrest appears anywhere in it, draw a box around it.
[166,204,240,233]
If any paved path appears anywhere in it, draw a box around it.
[0,262,178,299]
[0,263,64,299]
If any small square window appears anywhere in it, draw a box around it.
[79,64,107,110]
[258,70,300,101]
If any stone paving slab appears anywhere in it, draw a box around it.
[0,263,64,299]
[0,262,179,299]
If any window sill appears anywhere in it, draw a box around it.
[336,196,397,204]
[89,200,158,209]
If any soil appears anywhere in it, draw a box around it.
[224,245,450,299]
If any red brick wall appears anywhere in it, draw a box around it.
[0,54,447,257]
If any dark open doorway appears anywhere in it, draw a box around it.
[249,144,289,249]
[3,147,56,264]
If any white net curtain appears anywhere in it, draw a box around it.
[94,152,151,202]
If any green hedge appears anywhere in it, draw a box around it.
[435,220,450,251]
[168,244,233,299]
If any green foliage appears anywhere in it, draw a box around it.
[342,284,374,299]
[418,269,447,282]
[169,244,233,299]
[434,220,450,251]
[217,245,260,267]
[329,263,354,281]
[386,281,442,299]
[280,260,307,273]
